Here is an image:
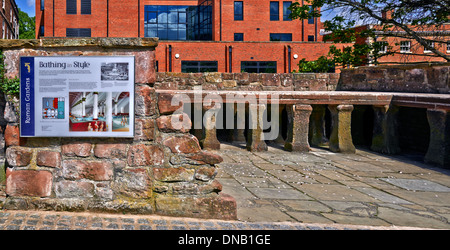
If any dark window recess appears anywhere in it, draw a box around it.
[66,28,91,37]
[283,1,292,21]
[241,61,277,73]
[41,0,45,11]
[66,0,77,14]
[234,33,244,41]
[182,61,218,73]
[40,25,44,36]
[234,1,243,21]
[270,33,292,41]
[308,35,315,41]
[270,2,279,21]
[81,0,91,15]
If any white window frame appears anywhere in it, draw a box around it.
[400,41,411,53]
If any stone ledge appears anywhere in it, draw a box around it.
[0,37,159,49]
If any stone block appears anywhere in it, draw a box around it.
[153,167,195,182]
[156,113,192,133]
[261,74,281,86]
[204,72,223,83]
[61,142,92,157]
[61,160,114,181]
[94,143,128,159]
[135,85,156,116]
[112,168,153,199]
[134,118,155,141]
[6,146,33,167]
[6,169,52,197]
[187,151,223,165]
[54,180,95,198]
[425,109,450,168]
[284,104,313,152]
[328,105,356,153]
[194,166,218,181]
[4,124,26,147]
[155,193,237,220]
[36,150,61,168]
[157,92,184,115]
[162,134,201,154]
[127,144,165,166]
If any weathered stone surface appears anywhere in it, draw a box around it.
[134,118,155,141]
[127,144,165,166]
[6,146,33,167]
[112,168,153,199]
[135,85,156,116]
[194,166,218,181]
[187,151,223,165]
[328,105,356,153]
[158,93,184,115]
[371,105,401,154]
[153,167,194,182]
[163,134,201,154]
[62,160,114,181]
[247,104,268,152]
[94,143,128,159]
[156,113,192,133]
[309,105,329,147]
[4,124,25,147]
[36,150,61,168]
[6,169,52,197]
[201,103,221,150]
[61,142,92,157]
[54,180,95,198]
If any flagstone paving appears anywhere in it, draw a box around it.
[216,143,450,229]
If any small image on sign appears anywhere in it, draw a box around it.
[43,97,65,119]
[101,62,129,81]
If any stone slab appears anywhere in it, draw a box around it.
[380,178,450,192]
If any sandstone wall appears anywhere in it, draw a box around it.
[0,38,236,219]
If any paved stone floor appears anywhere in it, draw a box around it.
[1,143,449,230]
[216,143,450,229]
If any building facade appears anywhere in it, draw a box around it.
[36,0,343,73]
[1,0,19,39]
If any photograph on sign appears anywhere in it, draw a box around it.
[20,56,135,138]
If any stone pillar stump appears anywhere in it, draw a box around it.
[309,104,328,147]
[371,105,401,154]
[201,103,221,150]
[247,104,267,152]
[425,109,450,168]
[328,104,356,153]
[284,104,313,152]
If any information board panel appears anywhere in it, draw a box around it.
[20,56,135,138]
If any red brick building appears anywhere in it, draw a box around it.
[36,0,344,73]
[1,0,19,39]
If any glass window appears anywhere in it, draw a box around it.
[66,0,77,14]
[283,2,292,21]
[270,33,292,41]
[66,28,91,37]
[241,61,277,73]
[234,33,244,41]
[423,41,434,53]
[400,41,411,52]
[182,61,218,73]
[41,0,45,11]
[307,35,315,41]
[144,3,212,41]
[270,2,279,21]
[234,1,243,21]
[81,0,91,15]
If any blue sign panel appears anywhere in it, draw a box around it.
[20,57,35,136]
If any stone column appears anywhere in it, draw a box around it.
[309,104,328,147]
[192,103,203,141]
[246,104,267,152]
[274,104,285,144]
[201,103,221,150]
[233,103,247,143]
[284,104,313,152]
[328,104,356,153]
[371,105,401,154]
[425,109,450,168]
